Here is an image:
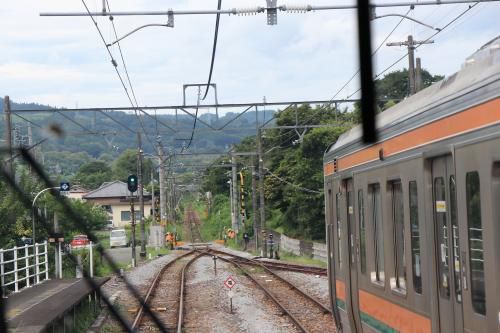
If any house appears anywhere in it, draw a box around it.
[67,185,88,200]
[83,181,152,228]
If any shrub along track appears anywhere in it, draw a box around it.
[202,248,337,333]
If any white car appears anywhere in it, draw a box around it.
[110,229,128,248]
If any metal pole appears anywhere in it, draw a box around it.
[151,166,155,222]
[251,163,258,251]
[32,187,59,245]
[4,96,13,176]
[158,144,166,224]
[89,241,93,278]
[257,128,267,257]
[131,197,136,267]
[54,212,59,279]
[231,153,239,243]
[137,133,146,258]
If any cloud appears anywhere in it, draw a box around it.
[1,0,499,109]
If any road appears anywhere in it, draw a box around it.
[106,246,142,265]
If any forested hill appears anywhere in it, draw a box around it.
[0,97,275,176]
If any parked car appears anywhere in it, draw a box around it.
[110,229,128,248]
[105,220,114,230]
[70,235,89,249]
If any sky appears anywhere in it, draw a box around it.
[1,0,499,113]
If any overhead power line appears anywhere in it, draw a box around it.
[202,0,222,100]
[41,0,500,17]
[344,1,480,100]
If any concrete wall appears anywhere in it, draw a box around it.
[271,231,327,262]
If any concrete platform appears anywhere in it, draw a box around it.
[6,277,108,332]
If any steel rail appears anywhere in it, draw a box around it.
[213,254,311,333]
[131,250,196,330]
[177,252,205,333]
[206,248,331,314]
[234,258,327,276]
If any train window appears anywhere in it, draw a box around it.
[336,193,342,270]
[449,176,461,303]
[391,181,406,292]
[434,177,450,299]
[370,184,384,284]
[409,181,422,294]
[465,171,486,315]
[358,190,366,274]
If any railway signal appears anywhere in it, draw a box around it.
[127,174,138,192]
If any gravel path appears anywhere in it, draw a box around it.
[99,245,333,332]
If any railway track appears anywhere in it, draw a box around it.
[131,250,204,332]
[183,208,203,243]
[203,248,336,333]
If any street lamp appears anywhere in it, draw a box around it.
[32,187,58,244]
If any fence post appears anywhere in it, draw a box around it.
[1,249,5,297]
[13,246,18,292]
[25,245,30,288]
[44,241,49,281]
[35,242,40,284]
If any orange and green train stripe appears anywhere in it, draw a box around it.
[325,98,500,176]
[335,280,431,333]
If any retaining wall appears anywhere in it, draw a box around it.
[270,231,327,262]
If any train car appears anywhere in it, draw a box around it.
[323,36,500,333]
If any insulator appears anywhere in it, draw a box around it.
[280,5,312,13]
[235,7,260,16]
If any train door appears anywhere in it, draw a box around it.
[431,156,464,333]
[326,181,342,330]
[344,179,362,332]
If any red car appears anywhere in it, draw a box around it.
[70,235,89,249]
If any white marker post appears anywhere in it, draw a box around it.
[224,275,237,314]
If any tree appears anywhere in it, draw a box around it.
[112,149,152,184]
[351,68,444,122]
[72,160,113,190]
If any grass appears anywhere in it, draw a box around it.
[278,250,327,268]
[145,246,170,258]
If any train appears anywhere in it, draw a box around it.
[323,36,500,332]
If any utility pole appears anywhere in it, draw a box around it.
[386,35,434,95]
[415,57,423,92]
[4,96,13,176]
[251,162,259,250]
[257,128,267,257]
[137,132,146,258]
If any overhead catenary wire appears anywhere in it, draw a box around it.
[344,2,480,100]
[80,0,175,144]
[202,0,222,100]
[328,7,412,103]
[105,0,157,150]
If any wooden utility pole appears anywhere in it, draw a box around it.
[387,35,434,95]
[3,96,13,176]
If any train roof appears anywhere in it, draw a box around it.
[325,35,500,161]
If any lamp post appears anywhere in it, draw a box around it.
[32,187,58,244]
